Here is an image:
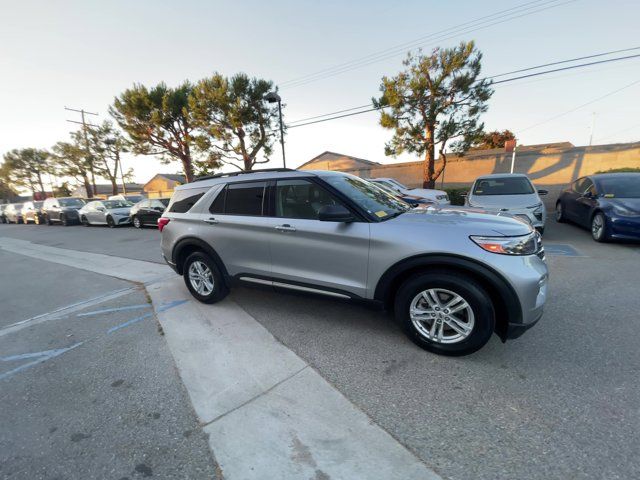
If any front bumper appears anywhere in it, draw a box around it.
[609,214,640,240]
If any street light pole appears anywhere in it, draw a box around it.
[265,92,286,168]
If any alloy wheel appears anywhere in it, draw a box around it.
[409,288,475,344]
[555,203,563,221]
[592,214,604,240]
[188,261,215,296]
[133,216,141,228]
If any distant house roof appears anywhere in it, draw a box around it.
[143,173,187,192]
[298,151,381,170]
[71,183,143,197]
[155,173,187,182]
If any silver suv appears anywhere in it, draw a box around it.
[160,169,548,356]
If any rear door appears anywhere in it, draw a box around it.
[267,178,370,298]
[201,181,273,278]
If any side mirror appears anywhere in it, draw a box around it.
[582,191,594,199]
[537,189,549,196]
[318,204,354,222]
[97,207,105,212]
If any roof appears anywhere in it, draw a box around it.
[297,151,381,169]
[475,173,530,179]
[177,169,326,190]
[157,173,186,182]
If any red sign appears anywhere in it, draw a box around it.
[505,139,517,153]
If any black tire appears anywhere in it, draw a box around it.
[394,272,495,356]
[536,227,545,235]
[61,214,69,226]
[555,202,566,223]
[132,215,142,229]
[107,216,116,228]
[591,212,609,243]
[182,252,228,304]
[81,215,90,227]
[45,214,53,225]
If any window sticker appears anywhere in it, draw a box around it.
[375,210,388,217]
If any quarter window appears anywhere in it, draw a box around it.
[168,187,210,213]
[224,182,266,216]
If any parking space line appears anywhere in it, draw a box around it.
[0,342,84,381]
[78,304,150,317]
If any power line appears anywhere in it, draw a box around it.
[518,78,640,133]
[281,0,577,89]
[287,51,640,128]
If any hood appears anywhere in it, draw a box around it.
[107,207,132,215]
[408,188,447,198]
[601,197,640,214]
[468,193,540,210]
[389,205,532,236]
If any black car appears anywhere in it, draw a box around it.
[555,173,640,242]
[42,197,86,226]
[129,198,170,228]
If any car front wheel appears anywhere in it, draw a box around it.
[183,252,228,304]
[132,215,142,228]
[395,272,495,356]
[555,202,566,223]
[591,212,609,242]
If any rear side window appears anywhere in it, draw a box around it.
[168,187,210,213]
[222,181,266,216]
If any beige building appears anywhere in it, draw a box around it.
[143,174,186,199]
[299,143,640,195]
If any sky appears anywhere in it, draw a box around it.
[1,0,639,187]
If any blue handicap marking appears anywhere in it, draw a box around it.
[544,244,583,256]
[0,342,84,381]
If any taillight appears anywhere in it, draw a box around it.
[158,217,170,232]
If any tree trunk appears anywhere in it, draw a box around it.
[423,125,436,189]
[181,147,194,183]
[83,176,93,198]
[36,171,45,195]
[243,155,252,171]
[110,177,118,196]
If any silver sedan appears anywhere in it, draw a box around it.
[78,200,133,227]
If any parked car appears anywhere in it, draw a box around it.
[465,174,548,233]
[4,203,24,223]
[42,197,86,226]
[21,201,45,224]
[159,169,547,356]
[129,198,170,228]
[0,204,8,223]
[556,172,640,242]
[109,194,145,203]
[370,177,450,205]
[79,199,133,227]
[369,181,432,208]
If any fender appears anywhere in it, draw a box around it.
[374,254,523,340]
[172,236,230,282]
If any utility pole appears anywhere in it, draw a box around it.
[589,112,596,146]
[65,107,98,197]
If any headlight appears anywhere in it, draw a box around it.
[436,194,449,201]
[470,231,539,255]
[612,205,637,217]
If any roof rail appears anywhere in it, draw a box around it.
[192,168,295,182]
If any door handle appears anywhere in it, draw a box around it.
[275,224,296,232]
[203,217,219,225]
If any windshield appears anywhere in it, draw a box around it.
[158,198,170,207]
[322,174,409,220]
[598,176,640,198]
[34,201,43,208]
[385,179,407,190]
[103,200,132,209]
[59,198,85,207]
[473,177,534,195]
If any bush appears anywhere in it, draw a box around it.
[594,167,640,174]
[445,187,468,206]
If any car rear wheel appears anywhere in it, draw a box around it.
[183,252,228,304]
[132,215,142,228]
[394,272,495,356]
[591,212,609,242]
[81,215,90,227]
[555,202,566,223]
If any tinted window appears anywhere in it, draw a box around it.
[224,182,266,216]
[572,178,587,193]
[158,198,170,207]
[168,187,209,213]
[597,175,640,198]
[149,200,166,209]
[59,198,85,207]
[275,179,343,220]
[209,187,226,214]
[473,177,534,195]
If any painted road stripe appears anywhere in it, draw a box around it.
[0,343,83,381]
[78,303,151,317]
[0,287,135,338]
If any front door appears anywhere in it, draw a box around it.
[267,178,370,298]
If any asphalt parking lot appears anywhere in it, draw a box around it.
[1,219,639,480]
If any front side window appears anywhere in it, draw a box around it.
[224,182,266,216]
[168,187,210,213]
[473,177,534,196]
[321,174,408,220]
[275,179,343,220]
